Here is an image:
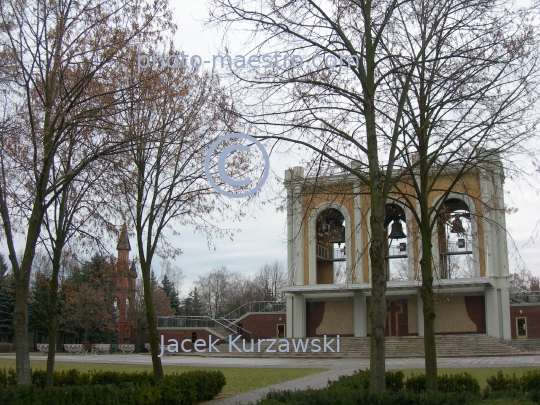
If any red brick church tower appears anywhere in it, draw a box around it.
[116,224,137,343]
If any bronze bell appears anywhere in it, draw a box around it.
[450,216,466,234]
[388,220,406,239]
[328,222,345,245]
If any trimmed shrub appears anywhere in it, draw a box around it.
[0,383,162,405]
[406,373,426,393]
[486,371,521,392]
[31,370,46,389]
[259,388,476,405]
[405,372,479,394]
[183,370,226,401]
[0,368,226,405]
[529,389,540,404]
[522,370,540,393]
[328,369,370,391]
[54,369,92,387]
[438,372,480,394]
[0,343,12,353]
[327,369,404,392]
[0,368,225,404]
[386,370,405,392]
[156,371,226,404]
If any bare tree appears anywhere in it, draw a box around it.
[39,134,116,387]
[208,0,428,390]
[112,53,240,379]
[0,0,173,385]
[384,0,540,390]
[252,261,286,302]
[195,266,246,318]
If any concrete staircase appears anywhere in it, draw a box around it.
[506,339,540,354]
[198,334,529,358]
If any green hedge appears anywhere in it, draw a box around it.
[0,384,161,405]
[328,369,405,392]
[485,371,521,392]
[0,369,226,405]
[259,388,476,405]
[405,372,479,394]
[1,369,158,389]
[257,369,540,405]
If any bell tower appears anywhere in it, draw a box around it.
[116,224,136,343]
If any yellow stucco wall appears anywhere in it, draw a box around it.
[434,296,477,333]
[300,171,486,284]
[315,300,354,335]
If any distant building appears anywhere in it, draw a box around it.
[283,154,512,340]
[116,224,137,343]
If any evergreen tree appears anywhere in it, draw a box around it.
[0,254,8,281]
[0,275,15,339]
[183,287,204,316]
[161,274,181,315]
[28,273,50,338]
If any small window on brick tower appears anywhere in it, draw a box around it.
[125,298,130,319]
[113,298,119,318]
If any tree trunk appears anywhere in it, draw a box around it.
[366,95,387,392]
[12,213,46,386]
[368,189,387,393]
[140,261,164,380]
[420,222,437,391]
[45,248,63,387]
[13,282,31,385]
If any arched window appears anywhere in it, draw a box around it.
[191,332,197,343]
[125,298,130,319]
[113,298,119,319]
[315,208,346,284]
[384,204,408,281]
[437,198,474,279]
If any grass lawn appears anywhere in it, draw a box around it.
[0,357,326,399]
[398,367,540,390]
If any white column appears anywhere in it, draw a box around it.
[354,293,367,337]
[500,287,511,340]
[286,294,294,338]
[292,167,304,286]
[485,288,501,338]
[285,167,305,286]
[286,171,294,286]
[292,294,306,337]
[353,181,363,283]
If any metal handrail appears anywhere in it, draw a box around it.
[221,300,286,322]
[316,244,329,259]
[316,244,346,262]
[157,316,237,335]
[218,317,253,340]
[510,292,540,304]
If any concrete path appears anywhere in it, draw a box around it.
[1,354,539,405]
[208,355,540,405]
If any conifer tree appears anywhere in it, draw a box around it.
[161,274,181,315]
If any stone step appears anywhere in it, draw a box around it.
[505,339,540,353]
[194,334,529,358]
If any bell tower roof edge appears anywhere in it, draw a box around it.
[117,223,131,251]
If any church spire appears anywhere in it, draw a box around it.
[117,223,131,251]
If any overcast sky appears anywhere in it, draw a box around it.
[3,1,539,297]
[161,1,540,296]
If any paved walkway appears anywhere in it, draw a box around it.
[1,354,539,405]
[208,356,540,405]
